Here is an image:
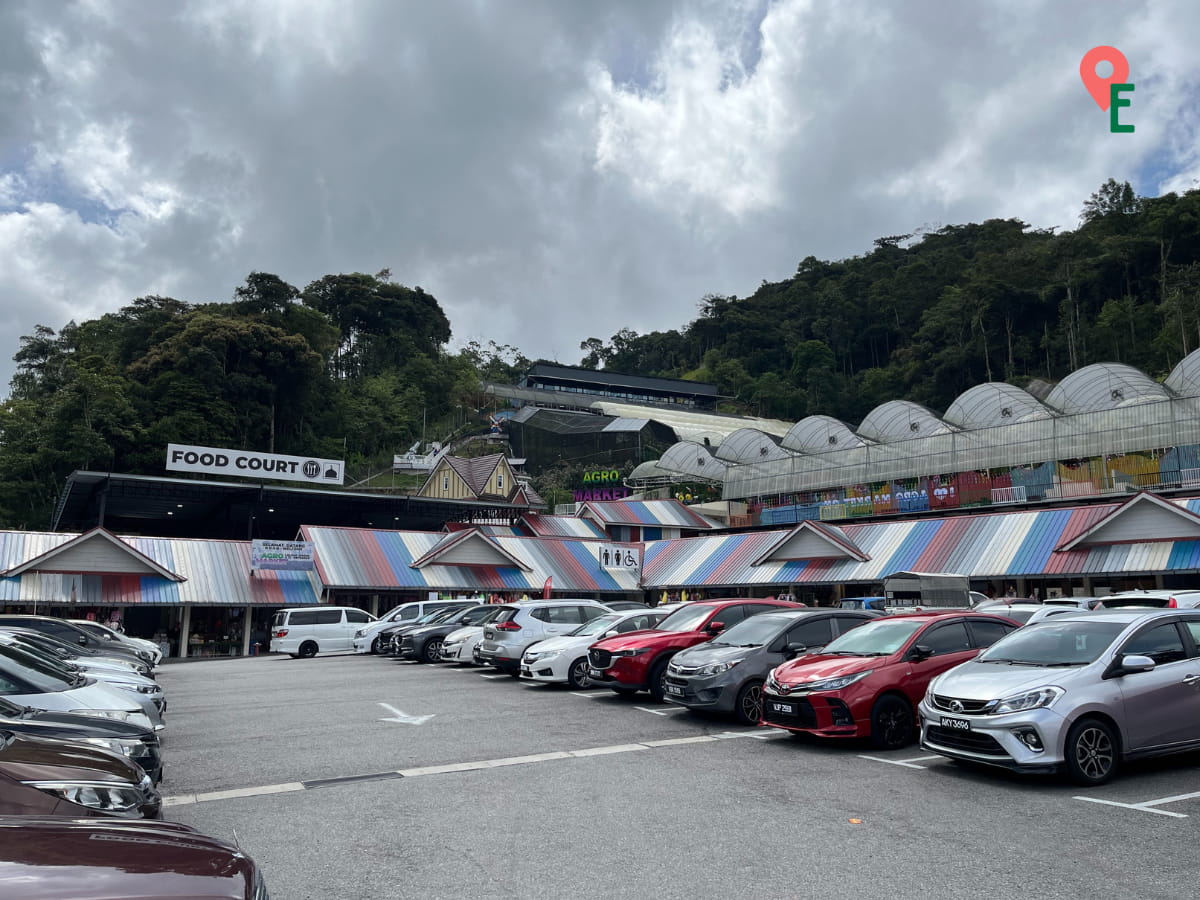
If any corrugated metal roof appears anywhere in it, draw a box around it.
[579,499,718,530]
[302,526,641,593]
[602,418,653,432]
[0,531,322,606]
[641,497,1200,587]
[521,515,607,539]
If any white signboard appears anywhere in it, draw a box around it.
[166,443,345,486]
[251,540,316,571]
[597,544,641,578]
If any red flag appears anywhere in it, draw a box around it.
[542,576,553,599]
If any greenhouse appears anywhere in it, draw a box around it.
[631,351,1200,524]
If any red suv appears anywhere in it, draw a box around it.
[587,599,799,701]
[760,611,1019,749]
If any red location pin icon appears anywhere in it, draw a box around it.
[1080,46,1130,110]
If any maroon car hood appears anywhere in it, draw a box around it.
[0,732,141,785]
[590,629,707,653]
[772,653,889,683]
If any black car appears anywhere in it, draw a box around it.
[662,609,882,724]
[0,696,162,784]
[382,607,466,657]
[399,605,500,663]
[0,617,153,666]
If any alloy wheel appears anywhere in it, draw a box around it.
[1074,725,1115,781]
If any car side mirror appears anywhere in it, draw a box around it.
[784,643,808,659]
[1104,653,1156,678]
[707,621,725,633]
[908,644,933,662]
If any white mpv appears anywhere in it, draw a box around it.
[270,606,375,658]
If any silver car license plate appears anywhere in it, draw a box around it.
[770,702,794,715]
[940,716,971,731]
[664,684,683,695]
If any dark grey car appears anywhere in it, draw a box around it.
[662,609,880,724]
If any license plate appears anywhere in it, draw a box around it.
[483,630,494,639]
[664,684,683,695]
[770,702,794,715]
[520,666,531,675]
[589,668,605,679]
[940,716,971,731]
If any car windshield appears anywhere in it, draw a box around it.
[820,618,927,656]
[424,608,462,625]
[0,646,74,692]
[978,620,1125,665]
[709,615,789,648]
[568,614,622,637]
[0,697,24,717]
[653,604,718,633]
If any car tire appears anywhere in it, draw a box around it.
[421,639,443,664]
[298,642,318,659]
[371,636,383,655]
[1064,717,1119,786]
[869,694,914,750]
[734,680,765,726]
[647,658,670,703]
[566,657,590,689]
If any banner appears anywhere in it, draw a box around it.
[166,443,345,486]
[251,540,316,571]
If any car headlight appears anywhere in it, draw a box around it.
[25,780,145,813]
[612,648,652,657]
[526,649,561,662]
[110,682,159,695]
[69,709,155,730]
[696,659,743,676]
[795,670,874,692]
[992,686,1063,714]
[355,630,366,638]
[77,737,142,758]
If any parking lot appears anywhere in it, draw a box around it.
[160,654,1198,899]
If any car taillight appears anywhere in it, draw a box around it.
[494,621,522,632]
[274,629,288,637]
[1169,597,1178,608]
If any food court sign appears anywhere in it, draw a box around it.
[166,443,345,486]
[251,540,316,571]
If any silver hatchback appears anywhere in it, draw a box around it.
[919,610,1200,785]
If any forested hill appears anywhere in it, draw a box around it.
[577,180,1200,423]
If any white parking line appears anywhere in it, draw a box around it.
[635,706,687,716]
[478,674,509,680]
[857,754,931,769]
[570,691,602,698]
[1072,796,1189,818]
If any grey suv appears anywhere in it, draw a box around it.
[663,609,879,724]
[477,600,611,676]
[919,610,1200,785]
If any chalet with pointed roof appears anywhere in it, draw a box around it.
[417,453,539,507]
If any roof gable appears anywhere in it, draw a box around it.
[751,521,870,565]
[410,529,531,571]
[1056,492,1200,550]
[577,499,716,530]
[1,527,186,581]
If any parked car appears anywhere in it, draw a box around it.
[270,606,375,658]
[0,629,154,679]
[1098,590,1200,609]
[382,606,471,657]
[68,620,163,665]
[663,609,880,724]
[1042,597,1106,610]
[439,608,504,665]
[920,609,1200,785]
[477,600,612,676]
[1025,605,1092,625]
[0,696,162,784]
[760,611,1020,749]
[352,599,478,654]
[587,598,801,701]
[838,597,887,612]
[602,600,651,610]
[0,616,154,666]
[398,605,503,663]
[0,816,266,898]
[0,644,161,732]
[519,608,669,688]
[970,603,1046,625]
[0,730,159,818]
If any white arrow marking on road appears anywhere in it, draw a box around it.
[378,702,434,725]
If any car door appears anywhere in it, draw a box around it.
[780,617,835,657]
[896,620,975,703]
[312,608,347,651]
[541,605,586,638]
[345,609,372,649]
[1115,621,1200,751]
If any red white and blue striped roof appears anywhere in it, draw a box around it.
[521,514,607,539]
[578,499,719,530]
[641,497,1200,587]
[0,531,322,606]
[302,526,641,593]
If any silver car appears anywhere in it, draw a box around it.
[919,610,1200,785]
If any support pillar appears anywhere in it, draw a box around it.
[240,606,252,657]
[179,606,191,659]
[370,595,379,617]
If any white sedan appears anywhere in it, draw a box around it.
[519,608,667,688]
[440,609,504,665]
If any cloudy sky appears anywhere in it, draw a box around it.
[2,0,1198,392]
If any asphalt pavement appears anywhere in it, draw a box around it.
[158,653,1199,899]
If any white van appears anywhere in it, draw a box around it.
[270,606,376,658]
[352,598,481,654]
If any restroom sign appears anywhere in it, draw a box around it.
[597,544,641,577]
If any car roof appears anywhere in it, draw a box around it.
[1052,609,1200,624]
[881,610,1014,621]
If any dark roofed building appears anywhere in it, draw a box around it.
[521,363,718,410]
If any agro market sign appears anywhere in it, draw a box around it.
[251,540,316,571]
[166,443,345,486]
[597,543,641,578]
[574,469,629,502]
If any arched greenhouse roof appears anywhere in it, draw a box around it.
[782,415,866,453]
[715,428,789,463]
[1045,362,1171,414]
[658,442,730,480]
[943,382,1054,428]
[1165,348,1200,397]
[857,400,951,442]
